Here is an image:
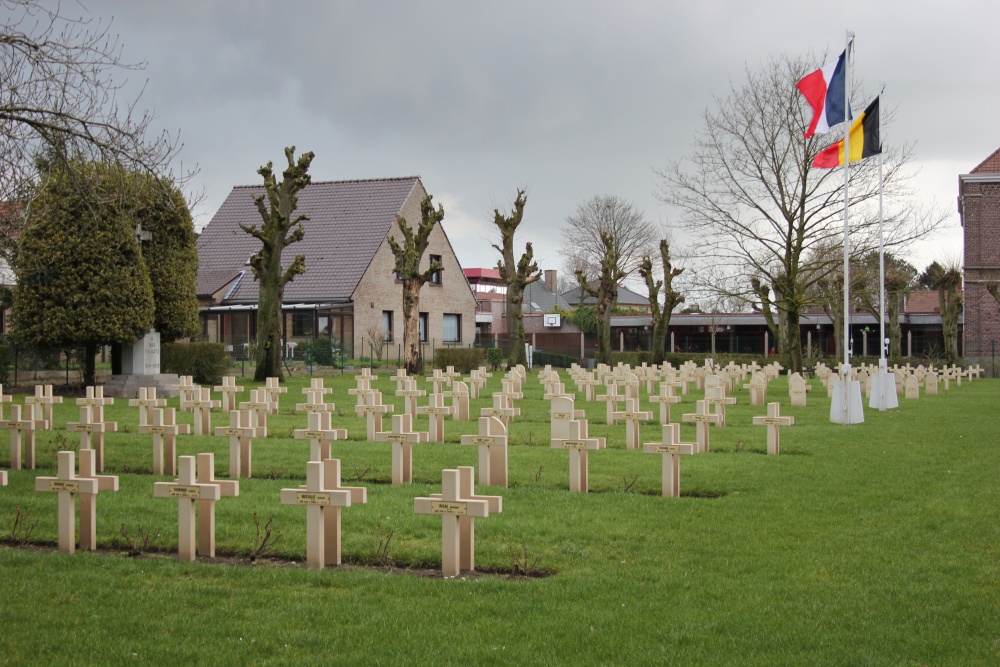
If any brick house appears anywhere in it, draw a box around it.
[960,147,1000,361]
[196,176,476,358]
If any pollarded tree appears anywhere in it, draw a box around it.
[656,54,945,372]
[920,261,963,363]
[12,159,155,385]
[492,189,539,367]
[856,251,917,361]
[638,239,684,364]
[388,194,445,375]
[576,231,623,365]
[240,147,314,382]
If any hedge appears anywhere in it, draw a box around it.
[162,342,231,385]
[433,347,485,374]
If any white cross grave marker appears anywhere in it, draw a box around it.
[374,413,429,484]
[293,411,348,462]
[280,458,366,569]
[460,416,508,488]
[643,423,698,497]
[550,419,606,493]
[153,455,223,562]
[752,402,795,455]
[0,404,36,470]
[414,466,499,577]
[34,450,99,554]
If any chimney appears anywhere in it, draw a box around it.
[544,269,557,293]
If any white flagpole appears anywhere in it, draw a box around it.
[869,95,898,411]
[831,30,863,424]
[842,31,851,395]
[878,151,885,369]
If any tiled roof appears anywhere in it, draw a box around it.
[523,279,572,312]
[561,284,648,307]
[971,147,1000,174]
[904,288,963,314]
[197,177,421,303]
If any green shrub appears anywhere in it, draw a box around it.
[303,339,335,366]
[611,351,650,366]
[534,350,577,368]
[162,342,231,385]
[433,347,485,374]
[485,347,504,371]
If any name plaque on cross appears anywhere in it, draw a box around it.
[294,492,331,506]
[560,440,588,449]
[470,436,495,445]
[758,417,784,425]
[49,480,80,492]
[385,434,408,443]
[430,500,468,515]
[654,445,681,454]
[168,485,202,499]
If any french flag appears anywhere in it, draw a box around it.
[797,50,850,138]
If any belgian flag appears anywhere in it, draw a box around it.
[811,96,881,169]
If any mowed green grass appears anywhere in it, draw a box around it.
[1,370,998,666]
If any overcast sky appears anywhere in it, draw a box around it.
[81,0,996,288]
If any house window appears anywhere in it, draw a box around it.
[429,254,442,285]
[291,312,313,337]
[382,310,393,342]
[443,313,461,343]
[419,312,428,342]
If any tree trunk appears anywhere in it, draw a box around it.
[822,303,844,361]
[650,314,668,365]
[596,296,614,365]
[402,280,423,374]
[940,287,961,363]
[254,251,285,382]
[84,342,97,387]
[783,308,803,372]
[887,292,903,362]
[507,284,527,367]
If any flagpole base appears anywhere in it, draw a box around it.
[868,360,899,411]
[830,364,865,424]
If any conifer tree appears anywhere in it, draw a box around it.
[13,160,155,385]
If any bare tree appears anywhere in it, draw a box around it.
[638,239,684,364]
[242,147,314,382]
[656,54,946,372]
[560,195,656,282]
[492,189,538,367]
[0,0,182,212]
[855,251,917,361]
[388,194,444,375]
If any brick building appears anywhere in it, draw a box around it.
[196,176,476,358]
[960,147,1000,361]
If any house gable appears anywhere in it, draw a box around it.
[196,176,423,304]
[351,184,478,345]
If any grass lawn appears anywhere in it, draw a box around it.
[0,369,998,665]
